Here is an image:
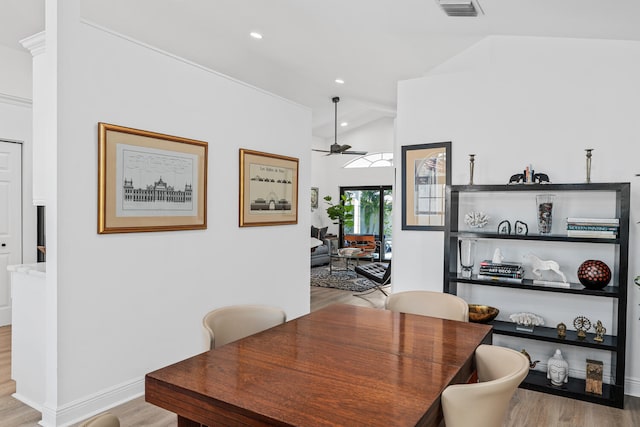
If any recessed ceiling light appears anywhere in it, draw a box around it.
[250,32,263,40]
[340,122,348,127]
[335,79,345,84]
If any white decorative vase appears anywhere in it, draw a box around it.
[547,349,569,386]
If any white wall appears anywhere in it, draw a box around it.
[40,2,311,424]
[395,35,640,395]
[311,117,395,234]
[0,44,32,100]
[0,44,36,326]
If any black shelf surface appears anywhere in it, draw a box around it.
[451,231,619,244]
[451,183,627,192]
[520,370,623,408]
[489,320,617,351]
[451,274,620,298]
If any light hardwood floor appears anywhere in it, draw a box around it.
[2,286,638,426]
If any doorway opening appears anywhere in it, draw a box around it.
[340,186,392,261]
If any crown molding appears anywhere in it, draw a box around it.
[20,31,46,56]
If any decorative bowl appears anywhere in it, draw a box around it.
[468,304,499,323]
[577,260,611,290]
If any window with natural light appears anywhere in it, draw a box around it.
[344,152,393,168]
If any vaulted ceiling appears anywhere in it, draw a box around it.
[2,0,640,139]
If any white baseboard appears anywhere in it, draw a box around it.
[625,376,640,397]
[38,377,144,427]
[12,392,43,413]
[0,306,11,326]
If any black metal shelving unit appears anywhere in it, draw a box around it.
[443,182,629,408]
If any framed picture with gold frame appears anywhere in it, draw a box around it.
[401,142,451,230]
[98,122,208,234]
[239,149,299,227]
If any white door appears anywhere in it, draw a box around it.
[0,140,22,326]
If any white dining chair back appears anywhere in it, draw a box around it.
[78,412,120,427]
[441,344,529,427]
[203,304,287,349]
[385,290,469,322]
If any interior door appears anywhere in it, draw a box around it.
[0,140,22,326]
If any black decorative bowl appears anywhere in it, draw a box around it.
[577,260,611,290]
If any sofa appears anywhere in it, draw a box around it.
[311,226,331,267]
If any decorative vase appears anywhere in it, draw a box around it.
[536,194,555,234]
[577,260,611,290]
[547,349,569,386]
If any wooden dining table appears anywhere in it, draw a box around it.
[145,304,493,427]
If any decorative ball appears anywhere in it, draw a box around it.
[577,260,611,290]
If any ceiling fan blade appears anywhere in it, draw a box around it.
[312,149,331,153]
[342,151,368,155]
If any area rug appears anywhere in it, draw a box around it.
[310,266,377,292]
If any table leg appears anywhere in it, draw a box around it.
[178,415,206,427]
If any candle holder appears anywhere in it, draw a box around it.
[469,154,475,185]
[585,148,593,183]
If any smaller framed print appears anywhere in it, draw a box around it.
[311,187,319,209]
[239,149,299,227]
[401,142,451,230]
[98,123,208,234]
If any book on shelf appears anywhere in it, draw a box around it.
[478,268,523,278]
[476,274,523,284]
[566,217,619,225]
[479,260,523,269]
[567,230,617,239]
[566,224,619,232]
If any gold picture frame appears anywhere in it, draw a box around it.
[401,142,451,230]
[239,149,299,227]
[98,122,208,234]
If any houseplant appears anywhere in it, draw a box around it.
[324,194,354,229]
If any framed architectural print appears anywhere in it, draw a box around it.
[98,122,208,234]
[311,187,319,209]
[401,142,451,230]
[239,149,299,227]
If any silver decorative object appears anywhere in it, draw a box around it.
[464,211,489,228]
[585,148,593,183]
[469,154,476,185]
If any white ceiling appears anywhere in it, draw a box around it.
[2,0,640,140]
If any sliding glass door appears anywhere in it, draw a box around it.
[341,186,392,261]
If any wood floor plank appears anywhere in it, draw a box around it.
[2,285,639,426]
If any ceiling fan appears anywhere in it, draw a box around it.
[313,97,367,156]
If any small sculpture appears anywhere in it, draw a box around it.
[533,173,550,183]
[524,253,567,283]
[547,349,569,386]
[464,211,489,228]
[574,315,592,340]
[557,322,567,339]
[492,248,504,264]
[514,220,528,236]
[508,173,525,184]
[520,349,539,369]
[593,320,606,343]
[498,220,511,235]
[510,312,544,332]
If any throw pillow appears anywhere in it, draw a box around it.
[311,226,328,240]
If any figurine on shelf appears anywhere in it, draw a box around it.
[593,320,606,343]
[574,316,592,340]
[498,220,511,235]
[492,248,504,264]
[520,349,539,369]
[547,349,569,386]
[514,220,529,236]
[557,322,567,339]
[524,253,567,283]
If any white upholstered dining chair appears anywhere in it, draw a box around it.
[385,290,469,322]
[78,412,120,427]
[441,344,529,427]
[202,304,287,349]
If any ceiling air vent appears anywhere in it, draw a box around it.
[437,0,482,17]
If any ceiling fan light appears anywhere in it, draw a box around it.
[437,0,481,17]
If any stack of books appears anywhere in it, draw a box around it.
[566,217,619,239]
[477,260,524,283]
